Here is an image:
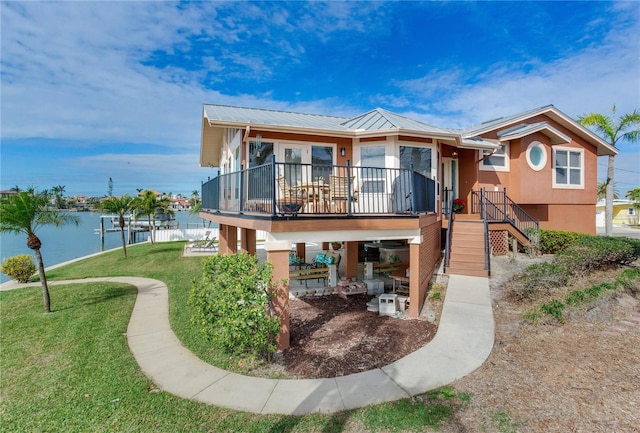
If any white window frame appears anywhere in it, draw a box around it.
[480,144,510,172]
[525,140,547,171]
[552,146,584,189]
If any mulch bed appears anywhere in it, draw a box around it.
[282,294,437,379]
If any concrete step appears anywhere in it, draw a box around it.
[446,267,489,277]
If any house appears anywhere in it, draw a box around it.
[170,198,191,211]
[596,199,638,227]
[198,104,617,349]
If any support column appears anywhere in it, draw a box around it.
[343,241,359,280]
[219,224,238,255]
[265,240,292,350]
[240,228,257,255]
[408,237,423,318]
[295,242,306,262]
[218,224,229,255]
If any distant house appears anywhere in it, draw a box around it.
[596,199,638,227]
[0,189,19,198]
[197,104,617,349]
[170,198,191,211]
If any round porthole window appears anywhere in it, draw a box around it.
[526,141,547,171]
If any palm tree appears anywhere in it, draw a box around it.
[133,190,173,244]
[0,187,80,313]
[98,194,135,257]
[627,187,640,211]
[597,181,620,200]
[51,185,66,209]
[579,105,640,236]
[189,189,207,227]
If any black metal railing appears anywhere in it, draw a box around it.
[443,192,455,269]
[471,188,540,249]
[202,157,436,217]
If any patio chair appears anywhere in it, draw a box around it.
[277,176,305,214]
[329,175,358,213]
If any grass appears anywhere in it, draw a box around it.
[2,242,468,432]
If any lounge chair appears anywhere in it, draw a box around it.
[187,236,217,253]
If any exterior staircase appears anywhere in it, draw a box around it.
[446,215,489,277]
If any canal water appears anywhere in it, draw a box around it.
[0,211,211,283]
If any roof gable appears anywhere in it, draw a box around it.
[462,105,617,156]
[497,121,571,145]
[341,108,450,134]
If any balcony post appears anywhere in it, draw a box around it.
[239,164,244,213]
[346,159,353,216]
[503,187,508,222]
[409,163,417,216]
[271,155,277,218]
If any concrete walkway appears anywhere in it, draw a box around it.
[1,274,494,415]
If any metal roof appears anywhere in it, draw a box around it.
[497,121,571,144]
[340,108,451,134]
[201,103,616,156]
[461,104,617,156]
[203,104,350,131]
[461,105,556,136]
[203,104,452,135]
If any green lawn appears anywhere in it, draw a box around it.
[1,242,465,432]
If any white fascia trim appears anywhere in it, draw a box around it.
[459,138,501,150]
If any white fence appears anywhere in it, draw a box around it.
[153,227,269,243]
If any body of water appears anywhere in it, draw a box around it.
[0,211,211,283]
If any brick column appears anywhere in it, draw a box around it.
[295,242,306,262]
[219,224,238,255]
[218,224,229,254]
[343,241,359,280]
[265,240,292,350]
[408,237,423,318]
[240,228,257,255]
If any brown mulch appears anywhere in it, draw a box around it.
[279,255,640,432]
[282,294,437,379]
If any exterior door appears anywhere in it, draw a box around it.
[442,158,458,212]
[277,144,307,187]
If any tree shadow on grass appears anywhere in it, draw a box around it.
[51,284,137,313]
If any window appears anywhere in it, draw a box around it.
[360,145,386,193]
[553,146,583,188]
[248,141,274,167]
[400,146,432,177]
[311,145,333,183]
[526,141,547,171]
[480,144,509,171]
[629,207,636,216]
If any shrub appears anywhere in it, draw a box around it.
[508,235,640,302]
[506,261,570,301]
[189,252,281,360]
[539,229,587,254]
[1,254,36,283]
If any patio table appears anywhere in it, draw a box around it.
[295,181,329,213]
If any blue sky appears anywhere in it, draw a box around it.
[1,1,639,198]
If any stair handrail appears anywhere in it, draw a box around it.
[471,188,540,250]
[483,218,491,274]
[443,195,455,269]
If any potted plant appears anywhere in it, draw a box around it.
[452,198,466,213]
